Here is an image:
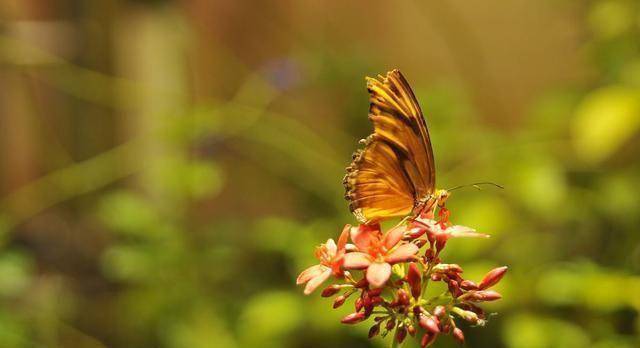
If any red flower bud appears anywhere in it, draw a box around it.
[433,305,446,318]
[478,266,508,289]
[341,311,366,324]
[386,318,396,330]
[460,280,478,290]
[419,315,440,334]
[368,323,380,338]
[368,288,383,297]
[430,273,442,281]
[355,297,364,311]
[321,285,341,297]
[397,289,410,306]
[407,324,416,336]
[453,327,465,344]
[395,326,407,343]
[435,234,447,251]
[406,263,422,298]
[462,290,502,302]
[421,332,437,347]
[333,295,346,308]
[448,280,462,298]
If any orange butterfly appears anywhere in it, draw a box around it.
[343,69,449,224]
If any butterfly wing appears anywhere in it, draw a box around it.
[344,69,436,223]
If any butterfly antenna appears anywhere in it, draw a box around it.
[447,182,504,192]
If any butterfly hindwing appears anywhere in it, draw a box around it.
[344,70,436,223]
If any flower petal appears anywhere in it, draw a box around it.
[385,243,419,264]
[367,262,392,288]
[384,225,407,249]
[350,224,381,251]
[337,224,351,251]
[304,268,332,295]
[325,239,337,257]
[343,252,373,270]
[296,264,324,285]
[447,225,490,239]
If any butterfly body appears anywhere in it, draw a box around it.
[344,69,447,224]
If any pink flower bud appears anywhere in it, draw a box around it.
[466,290,502,302]
[355,297,364,311]
[406,263,422,298]
[341,312,366,324]
[419,315,440,334]
[321,285,341,297]
[421,332,437,347]
[460,280,478,290]
[448,280,462,298]
[333,295,346,308]
[433,305,446,318]
[452,327,465,344]
[478,266,508,289]
[395,326,407,343]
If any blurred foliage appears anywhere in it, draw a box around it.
[0,0,639,347]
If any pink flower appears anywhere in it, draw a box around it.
[343,224,419,288]
[297,225,350,295]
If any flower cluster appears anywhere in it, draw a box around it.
[297,206,507,347]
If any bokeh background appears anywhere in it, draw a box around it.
[1,1,640,347]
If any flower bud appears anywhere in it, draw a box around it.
[333,295,346,308]
[355,297,364,311]
[452,306,479,324]
[433,305,446,318]
[419,315,440,334]
[478,266,508,290]
[407,324,416,336]
[368,323,380,338]
[460,280,478,290]
[395,326,407,343]
[397,289,410,306]
[406,263,422,298]
[321,285,341,297]
[452,327,465,344]
[354,278,368,288]
[469,290,502,302]
[386,318,396,331]
[368,288,383,297]
[430,273,442,281]
[435,234,447,252]
[421,332,437,347]
[432,263,463,274]
[448,280,462,298]
[341,311,366,324]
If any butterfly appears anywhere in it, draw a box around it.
[343,69,449,224]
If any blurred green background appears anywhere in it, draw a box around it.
[1,1,640,347]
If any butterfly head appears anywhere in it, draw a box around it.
[435,189,450,208]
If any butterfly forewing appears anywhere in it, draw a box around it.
[344,70,436,223]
